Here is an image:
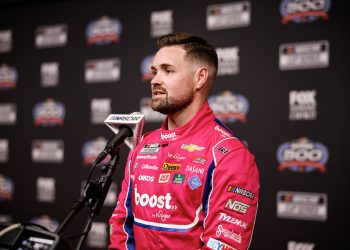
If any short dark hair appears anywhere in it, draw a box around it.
[157,33,218,75]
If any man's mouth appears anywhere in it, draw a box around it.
[152,89,166,96]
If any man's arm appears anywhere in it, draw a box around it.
[108,152,135,250]
[201,144,259,250]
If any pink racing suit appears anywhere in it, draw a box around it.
[109,102,259,250]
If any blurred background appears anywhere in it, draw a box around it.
[0,0,349,249]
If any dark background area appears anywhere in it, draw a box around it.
[0,0,349,249]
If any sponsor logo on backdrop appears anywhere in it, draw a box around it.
[0,139,9,163]
[82,137,110,165]
[140,97,165,122]
[289,90,317,120]
[134,185,177,210]
[207,1,251,30]
[217,212,248,229]
[0,174,14,201]
[216,224,242,243]
[277,191,327,221]
[0,30,12,53]
[288,241,315,250]
[33,99,65,127]
[150,10,173,38]
[41,62,59,87]
[209,91,249,123]
[87,222,107,248]
[0,214,12,224]
[227,185,255,200]
[140,55,155,82]
[280,0,331,24]
[36,177,55,202]
[0,64,17,91]
[35,24,67,48]
[279,40,329,70]
[31,140,64,163]
[85,58,121,83]
[0,103,16,125]
[216,47,239,75]
[30,215,59,232]
[207,237,236,250]
[225,199,250,214]
[90,98,111,124]
[277,137,328,173]
[86,16,122,45]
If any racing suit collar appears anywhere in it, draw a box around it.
[159,101,214,142]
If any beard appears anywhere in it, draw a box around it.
[151,88,194,115]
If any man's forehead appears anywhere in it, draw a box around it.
[152,46,187,67]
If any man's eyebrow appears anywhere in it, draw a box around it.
[151,63,174,71]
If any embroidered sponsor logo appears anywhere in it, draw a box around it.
[152,210,171,222]
[227,185,255,200]
[188,175,202,190]
[138,175,154,182]
[140,143,160,154]
[172,174,185,184]
[192,156,207,164]
[134,186,177,210]
[136,155,157,160]
[224,199,250,214]
[181,144,205,152]
[216,224,242,244]
[168,152,186,161]
[141,164,158,171]
[160,132,176,140]
[158,173,170,183]
[218,146,230,154]
[185,165,205,175]
[217,212,248,229]
[162,162,181,171]
[214,126,232,137]
[207,237,236,250]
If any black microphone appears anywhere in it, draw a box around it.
[94,125,133,165]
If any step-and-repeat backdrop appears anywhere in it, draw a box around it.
[0,0,349,249]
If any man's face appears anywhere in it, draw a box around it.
[150,46,197,114]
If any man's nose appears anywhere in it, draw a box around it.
[150,72,161,85]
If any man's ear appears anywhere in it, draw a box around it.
[194,67,209,91]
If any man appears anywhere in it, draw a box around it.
[109,33,259,250]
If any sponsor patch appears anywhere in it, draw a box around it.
[140,143,160,154]
[162,162,181,171]
[224,199,250,214]
[192,156,207,164]
[218,146,230,154]
[172,174,185,184]
[188,175,202,190]
[158,173,170,183]
[227,185,255,200]
[181,144,205,152]
[207,237,236,250]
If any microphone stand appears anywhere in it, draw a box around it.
[56,145,122,250]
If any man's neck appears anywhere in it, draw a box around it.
[166,99,206,130]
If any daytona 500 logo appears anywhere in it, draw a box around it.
[277,137,329,172]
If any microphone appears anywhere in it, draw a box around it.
[94,112,145,165]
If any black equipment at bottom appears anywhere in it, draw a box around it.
[0,223,71,250]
